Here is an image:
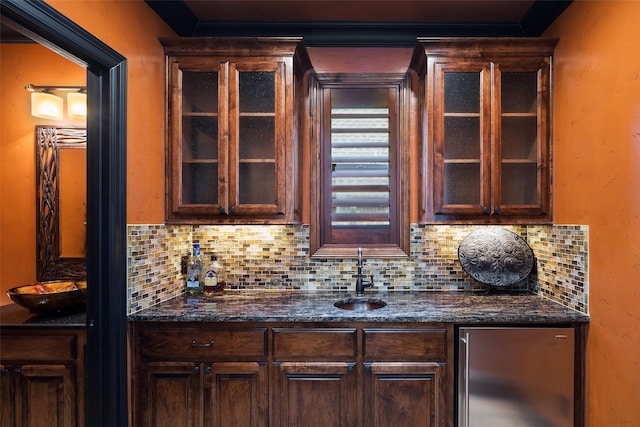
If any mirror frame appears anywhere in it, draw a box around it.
[36,126,87,282]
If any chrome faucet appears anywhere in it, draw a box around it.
[355,247,374,296]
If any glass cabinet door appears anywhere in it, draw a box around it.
[493,59,551,215]
[433,61,491,215]
[228,61,285,214]
[170,60,225,215]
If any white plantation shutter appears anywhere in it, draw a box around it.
[323,87,397,245]
[330,107,391,227]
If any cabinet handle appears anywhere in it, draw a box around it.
[191,340,214,348]
[459,334,470,427]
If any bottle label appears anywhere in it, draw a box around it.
[203,270,218,287]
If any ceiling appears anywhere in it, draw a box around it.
[145,0,572,46]
[1,1,571,46]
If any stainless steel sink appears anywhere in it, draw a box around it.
[334,298,387,311]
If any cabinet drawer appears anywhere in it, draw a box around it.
[273,328,357,360]
[363,328,447,361]
[0,334,76,361]
[140,328,267,360]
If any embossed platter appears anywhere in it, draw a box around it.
[458,228,534,287]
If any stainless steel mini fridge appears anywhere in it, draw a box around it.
[458,327,575,427]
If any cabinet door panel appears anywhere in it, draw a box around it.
[433,61,491,215]
[493,59,551,216]
[141,363,202,427]
[271,362,356,427]
[1,365,14,427]
[206,362,267,427]
[16,364,76,427]
[228,61,286,215]
[169,59,226,216]
[364,362,445,427]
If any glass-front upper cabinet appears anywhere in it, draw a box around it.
[162,38,313,224]
[411,38,557,224]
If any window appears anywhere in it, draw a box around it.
[310,74,410,258]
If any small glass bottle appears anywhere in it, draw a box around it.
[186,243,203,295]
[203,254,224,296]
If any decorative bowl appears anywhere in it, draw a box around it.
[7,280,87,314]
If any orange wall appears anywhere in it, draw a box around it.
[1,1,174,304]
[4,2,639,424]
[544,1,640,425]
[45,0,175,224]
[0,43,85,305]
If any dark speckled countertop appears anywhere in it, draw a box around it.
[0,303,86,328]
[129,290,589,323]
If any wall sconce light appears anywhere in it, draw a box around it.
[25,84,87,120]
[67,92,87,118]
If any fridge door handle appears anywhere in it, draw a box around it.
[459,333,470,427]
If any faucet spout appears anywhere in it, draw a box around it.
[355,247,373,296]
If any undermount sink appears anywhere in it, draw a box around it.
[334,298,387,311]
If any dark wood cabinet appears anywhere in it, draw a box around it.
[411,38,557,224]
[132,322,453,427]
[271,327,358,427]
[140,362,202,427]
[0,329,86,427]
[131,324,269,427]
[364,362,446,427]
[363,327,450,427]
[140,361,267,427]
[272,362,356,427]
[161,37,313,224]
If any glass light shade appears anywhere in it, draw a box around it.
[31,92,63,120]
[67,92,87,118]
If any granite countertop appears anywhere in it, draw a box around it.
[0,303,86,328]
[129,290,590,323]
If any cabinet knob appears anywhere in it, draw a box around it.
[192,366,200,375]
[217,206,225,214]
[494,206,501,214]
[229,206,236,213]
[482,206,490,214]
[204,366,212,374]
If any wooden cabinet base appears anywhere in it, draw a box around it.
[0,329,86,427]
[131,322,454,427]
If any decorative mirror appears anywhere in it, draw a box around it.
[36,126,87,281]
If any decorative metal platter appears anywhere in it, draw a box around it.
[458,228,534,287]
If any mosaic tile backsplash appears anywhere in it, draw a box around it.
[127,224,588,315]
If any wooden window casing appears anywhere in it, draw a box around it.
[310,74,410,259]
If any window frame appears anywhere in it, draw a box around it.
[309,73,411,259]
